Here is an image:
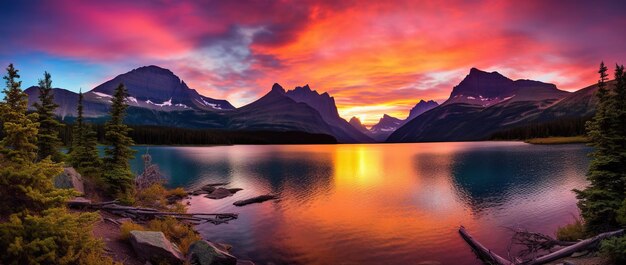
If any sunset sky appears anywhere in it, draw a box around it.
[1,1,625,125]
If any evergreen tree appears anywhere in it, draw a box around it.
[33,72,64,162]
[102,83,136,198]
[0,65,71,214]
[0,64,38,164]
[68,91,102,175]
[576,62,626,232]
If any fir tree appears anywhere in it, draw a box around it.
[576,62,626,232]
[0,65,71,214]
[0,64,38,163]
[102,83,136,198]
[68,90,101,175]
[33,71,64,162]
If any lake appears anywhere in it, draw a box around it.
[130,142,591,265]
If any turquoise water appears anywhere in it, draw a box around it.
[130,142,591,265]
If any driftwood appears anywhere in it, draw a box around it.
[459,226,624,265]
[507,227,576,260]
[459,226,514,265]
[69,200,238,225]
[233,194,279,207]
[524,229,624,265]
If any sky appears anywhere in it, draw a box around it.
[1,1,625,125]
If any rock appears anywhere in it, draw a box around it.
[129,231,184,264]
[187,240,237,265]
[233,194,279,207]
[193,189,211,195]
[227,188,243,194]
[67,197,92,208]
[201,186,217,193]
[205,188,234,200]
[54,167,84,194]
[570,250,589,258]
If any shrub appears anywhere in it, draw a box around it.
[147,217,201,255]
[135,183,167,209]
[168,187,188,198]
[0,159,74,215]
[600,235,626,264]
[0,208,113,265]
[119,221,146,240]
[556,216,586,241]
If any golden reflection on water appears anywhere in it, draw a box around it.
[272,144,478,264]
[166,142,590,265]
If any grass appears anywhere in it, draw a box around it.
[556,215,586,241]
[525,136,589,145]
[120,218,201,255]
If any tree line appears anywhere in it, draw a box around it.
[490,117,590,140]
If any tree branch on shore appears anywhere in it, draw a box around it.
[459,226,624,265]
[68,199,238,225]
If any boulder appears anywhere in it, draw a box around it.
[193,189,211,195]
[205,188,234,200]
[187,240,237,265]
[201,185,217,193]
[129,231,184,264]
[54,167,84,194]
[227,188,243,194]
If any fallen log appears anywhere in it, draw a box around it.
[459,226,514,265]
[233,194,279,207]
[68,200,238,225]
[459,226,624,265]
[523,229,624,265]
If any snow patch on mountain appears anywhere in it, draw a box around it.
[93,92,112,98]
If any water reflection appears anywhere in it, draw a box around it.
[131,142,591,265]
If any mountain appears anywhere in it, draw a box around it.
[349,117,369,134]
[285,85,374,143]
[226,83,335,135]
[408,100,439,120]
[536,81,604,122]
[388,68,573,142]
[25,86,109,119]
[87,65,234,111]
[444,68,568,106]
[369,114,403,141]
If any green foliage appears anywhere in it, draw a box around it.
[102,83,136,196]
[68,91,102,175]
[0,159,74,215]
[147,217,201,255]
[575,62,626,233]
[119,221,146,240]
[0,64,39,163]
[491,117,590,140]
[556,216,586,241]
[33,71,64,162]
[600,235,626,264]
[0,208,112,265]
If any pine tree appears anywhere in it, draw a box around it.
[0,64,38,164]
[68,90,101,175]
[576,62,626,232]
[0,64,71,214]
[33,72,64,162]
[102,83,136,198]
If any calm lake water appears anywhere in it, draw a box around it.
[130,142,591,265]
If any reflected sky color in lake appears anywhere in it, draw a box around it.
[131,142,591,265]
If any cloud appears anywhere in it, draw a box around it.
[1,0,625,124]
